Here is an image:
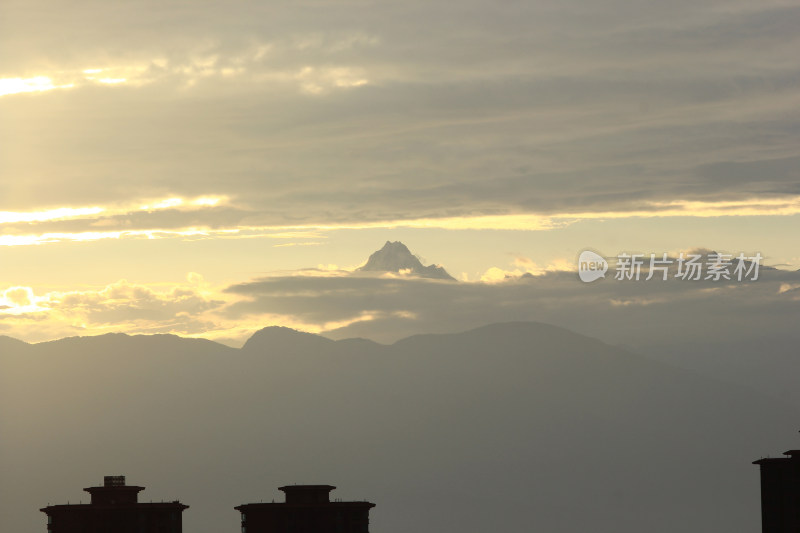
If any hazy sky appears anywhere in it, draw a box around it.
[2,0,799,344]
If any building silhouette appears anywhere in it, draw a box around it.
[40,476,188,533]
[754,448,800,532]
[235,485,376,533]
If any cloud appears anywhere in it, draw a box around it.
[220,260,800,350]
[1,286,36,307]
[0,276,229,342]
[1,0,799,347]
[480,255,575,282]
[1,0,799,225]
[0,32,381,96]
[0,248,797,351]
[4,193,800,248]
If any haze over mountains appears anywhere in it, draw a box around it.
[0,321,795,533]
[224,242,800,413]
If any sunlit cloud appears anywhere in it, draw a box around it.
[294,66,369,95]
[0,232,125,247]
[173,309,382,347]
[0,195,228,228]
[0,248,795,345]
[290,214,564,232]
[141,198,185,210]
[138,195,227,211]
[609,297,668,307]
[289,32,380,53]
[479,256,572,283]
[251,267,351,279]
[601,197,800,219]
[0,275,231,342]
[80,64,153,87]
[0,272,385,345]
[0,286,44,315]
[0,206,104,224]
[267,232,325,239]
[0,76,74,97]
[0,67,147,98]
[0,228,314,247]
[0,36,377,99]
[1,194,800,248]
[481,267,527,283]
[778,283,800,294]
[262,195,800,232]
[280,310,380,335]
[273,242,324,247]
[192,197,224,207]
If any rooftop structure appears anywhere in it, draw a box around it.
[235,484,375,533]
[40,476,188,533]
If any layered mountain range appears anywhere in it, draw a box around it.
[0,322,794,533]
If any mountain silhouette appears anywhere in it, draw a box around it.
[0,335,29,350]
[358,241,455,280]
[0,322,795,533]
[242,326,335,354]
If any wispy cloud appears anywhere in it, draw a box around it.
[0,35,379,98]
[3,194,800,247]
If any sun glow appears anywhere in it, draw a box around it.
[139,195,227,211]
[0,195,228,226]
[0,76,74,97]
[0,207,104,224]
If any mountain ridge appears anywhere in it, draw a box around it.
[0,318,795,533]
[0,321,598,352]
[241,325,336,353]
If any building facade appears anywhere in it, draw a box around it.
[40,476,189,533]
[235,485,375,533]
[754,449,800,532]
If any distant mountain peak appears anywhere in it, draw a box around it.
[358,241,456,280]
[242,326,334,353]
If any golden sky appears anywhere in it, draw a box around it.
[2,0,799,344]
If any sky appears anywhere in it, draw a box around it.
[1,0,800,346]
